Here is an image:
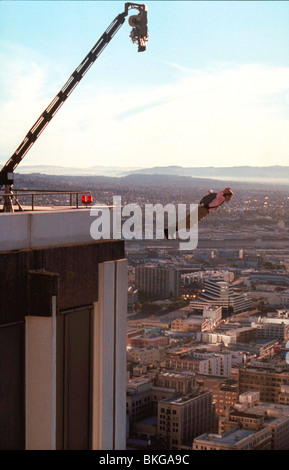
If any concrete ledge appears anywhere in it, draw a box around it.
[0,211,31,251]
[0,207,113,252]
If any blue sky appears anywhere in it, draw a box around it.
[0,1,289,170]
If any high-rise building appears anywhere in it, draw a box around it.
[0,208,127,450]
[135,265,180,300]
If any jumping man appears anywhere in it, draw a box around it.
[164,187,234,239]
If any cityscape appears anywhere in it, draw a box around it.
[2,170,289,451]
[1,0,288,454]
[121,175,289,451]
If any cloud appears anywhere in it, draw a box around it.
[1,48,289,170]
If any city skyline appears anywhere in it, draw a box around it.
[1,164,289,449]
[0,1,289,171]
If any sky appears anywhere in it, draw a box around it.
[0,0,289,170]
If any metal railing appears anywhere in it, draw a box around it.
[0,189,92,211]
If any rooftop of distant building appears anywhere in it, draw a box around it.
[197,428,261,445]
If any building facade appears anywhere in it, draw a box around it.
[127,286,139,313]
[165,351,232,378]
[0,209,127,450]
[253,322,289,340]
[135,265,180,300]
[154,371,196,395]
[127,346,162,366]
[191,277,253,314]
[158,390,214,450]
[126,378,153,426]
[239,367,289,403]
[193,427,272,450]
[218,392,289,450]
[214,381,239,417]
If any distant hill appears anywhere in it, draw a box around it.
[121,173,217,187]
[127,165,289,183]
[6,163,289,185]
[12,164,141,177]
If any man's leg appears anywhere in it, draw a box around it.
[165,205,208,239]
[198,205,209,222]
[185,206,208,227]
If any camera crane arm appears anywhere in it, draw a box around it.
[0,3,148,209]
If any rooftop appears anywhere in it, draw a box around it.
[196,428,263,446]
[159,371,195,379]
[160,390,208,405]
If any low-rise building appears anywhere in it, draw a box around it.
[127,334,169,348]
[127,346,163,366]
[278,383,289,405]
[214,381,239,417]
[203,306,222,323]
[171,317,210,332]
[164,351,232,377]
[197,326,255,346]
[250,310,289,325]
[281,291,289,308]
[154,370,196,394]
[193,427,272,450]
[158,390,214,450]
[128,286,139,312]
[130,416,158,443]
[252,322,289,340]
[219,391,289,450]
[239,367,289,403]
[171,306,222,333]
[151,370,196,413]
[126,377,153,426]
[219,409,265,434]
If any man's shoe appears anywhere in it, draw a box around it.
[164,227,178,239]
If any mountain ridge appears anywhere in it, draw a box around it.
[9,163,289,184]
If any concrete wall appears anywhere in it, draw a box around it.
[25,314,56,450]
[25,259,127,450]
[1,209,127,450]
[0,207,113,251]
[92,259,127,450]
[0,239,125,325]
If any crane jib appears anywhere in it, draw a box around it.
[0,3,148,192]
